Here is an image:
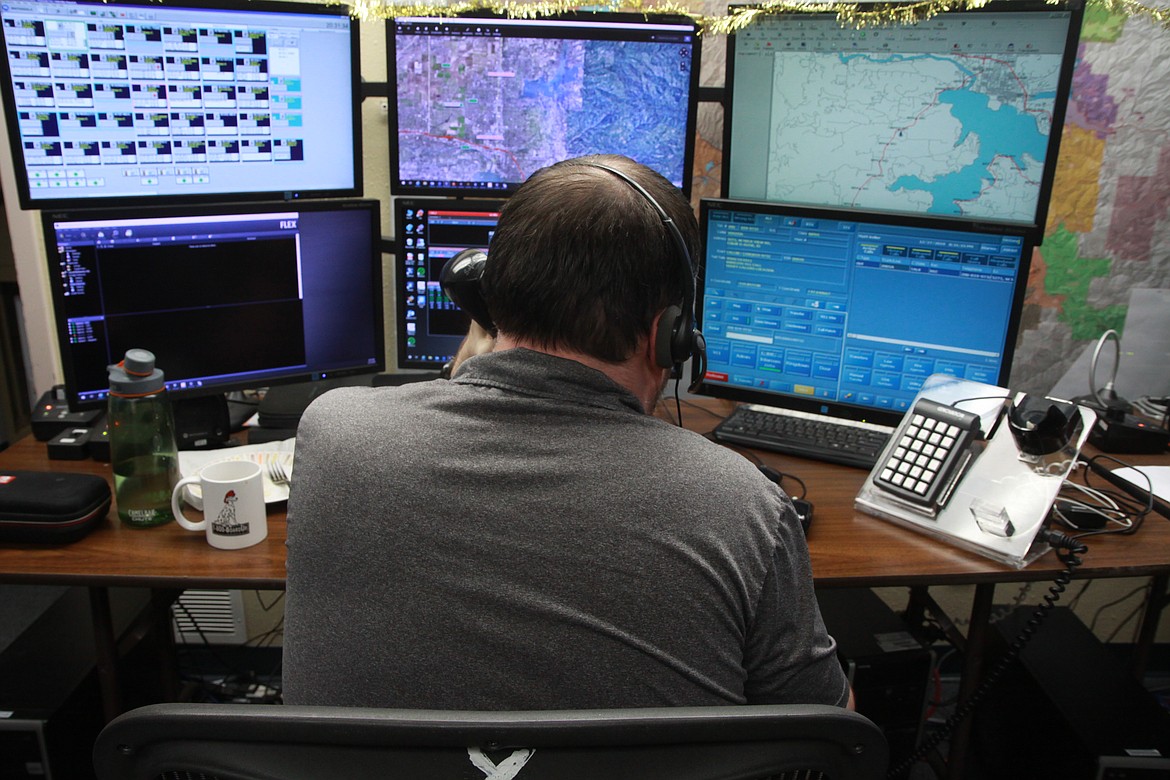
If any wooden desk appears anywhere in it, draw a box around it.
[2,397,1168,778]
[0,436,286,590]
[666,397,1170,777]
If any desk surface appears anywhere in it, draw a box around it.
[1,396,1168,590]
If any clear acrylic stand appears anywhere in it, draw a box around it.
[855,374,1096,569]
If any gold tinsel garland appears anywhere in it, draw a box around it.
[347,0,1170,33]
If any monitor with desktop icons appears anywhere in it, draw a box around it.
[394,197,503,371]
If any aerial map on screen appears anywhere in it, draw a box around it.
[393,20,694,190]
[728,8,1079,226]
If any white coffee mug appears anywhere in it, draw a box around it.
[171,460,268,549]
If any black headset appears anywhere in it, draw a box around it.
[579,161,705,372]
[440,161,706,372]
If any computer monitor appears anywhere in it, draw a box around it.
[0,0,361,210]
[723,0,1083,237]
[395,197,502,370]
[691,198,1035,428]
[42,199,384,412]
[387,13,700,198]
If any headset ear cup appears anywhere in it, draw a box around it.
[656,305,684,369]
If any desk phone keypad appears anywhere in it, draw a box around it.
[874,398,982,509]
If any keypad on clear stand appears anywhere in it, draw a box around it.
[874,399,981,509]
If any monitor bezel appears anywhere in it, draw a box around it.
[689,197,1037,429]
[721,0,1085,242]
[393,196,504,370]
[0,0,363,211]
[41,197,385,412]
[385,11,701,199]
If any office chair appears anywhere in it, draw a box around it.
[93,702,888,780]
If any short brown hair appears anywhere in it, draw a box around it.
[481,155,700,362]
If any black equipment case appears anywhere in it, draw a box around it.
[0,470,111,543]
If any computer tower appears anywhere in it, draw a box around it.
[0,588,104,779]
[0,587,155,780]
[970,605,1170,779]
[816,587,933,766]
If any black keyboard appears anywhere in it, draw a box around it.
[713,406,893,469]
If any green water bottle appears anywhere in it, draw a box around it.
[107,349,180,528]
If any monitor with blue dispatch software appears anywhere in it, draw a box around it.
[691,199,1035,430]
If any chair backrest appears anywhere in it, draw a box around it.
[93,702,888,780]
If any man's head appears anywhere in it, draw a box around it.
[481,154,700,365]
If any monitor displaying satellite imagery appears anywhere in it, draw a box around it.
[387,13,700,197]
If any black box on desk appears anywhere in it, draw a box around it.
[816,587,932,765]
[970,605,1170,780]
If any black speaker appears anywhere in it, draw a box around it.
[173,395,231,450]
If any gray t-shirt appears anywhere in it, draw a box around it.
[282,348,849,709]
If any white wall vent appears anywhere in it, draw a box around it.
[172,589,247,645]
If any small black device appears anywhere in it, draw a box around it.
[46,428,91,461]
[792,498,814,534]
[30,387,102,442]
[172,395,232,451]
[440,249,495,335]
[1088,412,1170,454]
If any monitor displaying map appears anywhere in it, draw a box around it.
[724,1,1084,236]
[387,13,700,197]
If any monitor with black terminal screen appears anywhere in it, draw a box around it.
[41,199,384,414]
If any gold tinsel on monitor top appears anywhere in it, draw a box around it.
[347,0,1170,34]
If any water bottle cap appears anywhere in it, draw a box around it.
[108,348,167,396]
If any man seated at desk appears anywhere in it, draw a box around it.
[282,154,852,711]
